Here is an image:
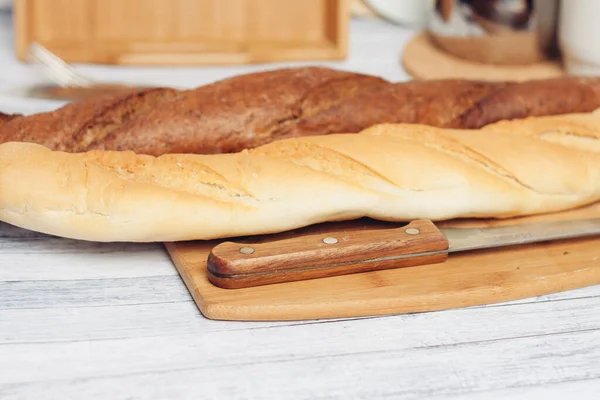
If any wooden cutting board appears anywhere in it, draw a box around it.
[165,202,600,321]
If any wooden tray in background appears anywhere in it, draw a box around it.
[166,202,600,322]
[14,0,349,65]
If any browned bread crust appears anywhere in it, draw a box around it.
[0,112,18,123]
[2,66,600,156]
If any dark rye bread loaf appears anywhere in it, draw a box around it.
[2,66,600,156]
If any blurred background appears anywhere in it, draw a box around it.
[0,0,597,114]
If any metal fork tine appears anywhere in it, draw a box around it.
[13,41,151,100]
[27,55,83,87]
[28,43,87,79]
[27,56,71,86]
[29,58,79,87]
[26,42,95,87]
[29,45,92,86]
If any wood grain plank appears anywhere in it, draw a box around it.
[3,296,600,381]
[0,250,177,281]
[427,379,600,400]
[1,328,600,399]
[0,302,295,345]
[173,0,246,41]
[0,224,177,281]
[3,265,600,311]
[92,0,175,40]
[0,276,190,309]
[1,292,600,345]
[29,0,90,43]
[4,377,599,400]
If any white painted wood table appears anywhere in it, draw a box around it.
[2,10,600,400]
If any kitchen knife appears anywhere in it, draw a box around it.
[206,218,600,289]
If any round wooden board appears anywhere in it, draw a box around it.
[402,33,565,82]
[165,202,600,321]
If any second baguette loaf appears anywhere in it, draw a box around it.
[1,111,600,242]
[3,67,600,156]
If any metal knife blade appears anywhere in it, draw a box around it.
[443,218,600,253]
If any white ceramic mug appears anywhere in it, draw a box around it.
[559,0,600,76]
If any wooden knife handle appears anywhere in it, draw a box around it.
[206,220,450,289]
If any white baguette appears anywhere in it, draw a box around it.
[1,112,600,242]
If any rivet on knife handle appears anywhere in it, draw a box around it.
[206,220,450,289]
